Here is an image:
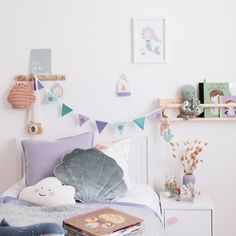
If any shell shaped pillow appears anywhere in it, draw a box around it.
[18,177,76,206]
[54,148,127,202]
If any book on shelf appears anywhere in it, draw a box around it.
[63,207,143,236]
[220,96,236,118]
[198,82,204,117]
[203,82,230,118]
[229,82,236,95]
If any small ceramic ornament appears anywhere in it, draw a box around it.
[117,74,131,97]
[50,83,64,98]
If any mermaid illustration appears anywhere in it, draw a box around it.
[140,27,161,56]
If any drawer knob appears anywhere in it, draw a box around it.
[167,216,178,225]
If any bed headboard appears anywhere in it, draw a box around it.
[16,135,154,187]
[129,136,154,187]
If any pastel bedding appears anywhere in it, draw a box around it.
[0,135,165,235]
[0,182,164,235]
[1,180,162,217]
[0,202,166,236]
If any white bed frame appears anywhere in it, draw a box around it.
[129,136,154,187]
[16,136,155,188]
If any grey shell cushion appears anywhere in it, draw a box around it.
[54,148,127,202]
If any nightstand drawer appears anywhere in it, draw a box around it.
[164,209,212,236]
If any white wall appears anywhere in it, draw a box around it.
[0,0,236,235]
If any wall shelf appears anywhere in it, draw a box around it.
[16,74,66,81]
[158,98,236,121]
[164,117,236,121]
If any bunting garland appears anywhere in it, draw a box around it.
[78,114,89,127]
[115,122,126,135]
[96,121,108,134]
[45,92,58,104]
[154,109,162,121]
[34,80,44,90]
[34,77,163,134]
[133,117,145,130]
[61,104,73,117]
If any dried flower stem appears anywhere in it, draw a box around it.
[170,139,207,174]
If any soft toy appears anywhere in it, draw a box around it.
[160,118,174,142]
[178,85,203,119]
[18,177,76,206]
[0,218,65,236]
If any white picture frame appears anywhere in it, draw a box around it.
[133,17,166,64]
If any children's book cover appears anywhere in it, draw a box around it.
[63,207,142,236]
[198,82,204,117]
[203,82,229,118]
[220,96,236,118]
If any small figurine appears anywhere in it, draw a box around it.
[160,118,174,142]
[178,85,203,120]
[165,175,177,197]
[176,187,181,201]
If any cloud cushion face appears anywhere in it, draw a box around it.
[18,177,76,206]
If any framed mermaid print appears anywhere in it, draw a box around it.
[133,17,166,63]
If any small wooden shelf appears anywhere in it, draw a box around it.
[159,98,236,121]
[16,74,66,81]
[165,117,236,121]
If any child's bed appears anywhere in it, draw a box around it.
[0,135,166,236]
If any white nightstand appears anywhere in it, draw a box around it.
[159,192,214,236]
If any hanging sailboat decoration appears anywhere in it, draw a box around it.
[116,74,131,97]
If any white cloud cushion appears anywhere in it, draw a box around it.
[18,177,76,206]
[95,138,131,188]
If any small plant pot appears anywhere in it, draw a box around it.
[183,173,196,186]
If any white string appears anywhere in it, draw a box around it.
[34,75,43,125]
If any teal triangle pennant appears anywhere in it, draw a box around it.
[133,117,145,130]
[61,104,73,117]
[45,92,58,104]
[116,122,126,135]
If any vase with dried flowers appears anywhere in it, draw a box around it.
[169,139,207,185]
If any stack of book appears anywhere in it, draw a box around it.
[63,207,143,236]
[198,81,236,118]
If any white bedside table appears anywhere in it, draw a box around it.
[159,192,214,236]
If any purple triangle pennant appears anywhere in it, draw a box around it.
[78,114,90,127]
[154,109,162,121]
[96,120,108,134]
[34,80,44,90]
